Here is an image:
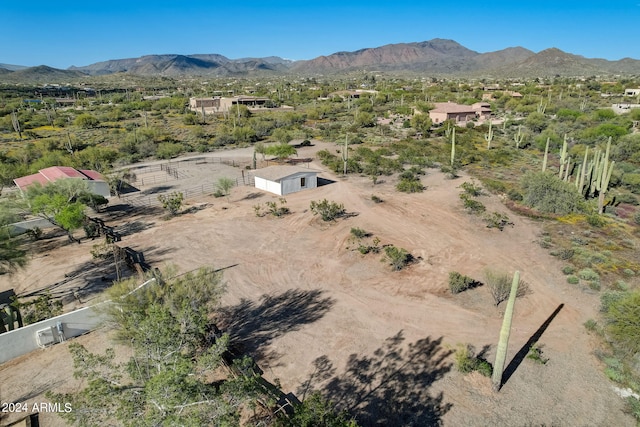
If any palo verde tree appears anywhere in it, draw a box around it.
[25,179,97,242]
[48,267,268,426]
[0,197,27,274]
[265,143,297,160]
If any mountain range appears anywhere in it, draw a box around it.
[2,39,639,83]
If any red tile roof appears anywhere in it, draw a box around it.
[13,166,105,191]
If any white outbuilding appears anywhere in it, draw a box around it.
[253,165,318,196]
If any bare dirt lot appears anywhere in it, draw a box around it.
[0,142,634,426]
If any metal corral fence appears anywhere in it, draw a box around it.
[119,175,254,208]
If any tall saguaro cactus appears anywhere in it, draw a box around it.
[513,125,524,149]
[492,271,521,392]
[558,135,568,179]
[541,137,550,172]
[596,137,615,214]
[450,126,456,166]
[485,121,494,149]
[342,133,349,175]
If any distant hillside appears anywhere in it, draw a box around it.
[69,54,291,77]
[0,66,88,83]
[291,39,484,73]
[0,63,28,71]
[2,38,640,83]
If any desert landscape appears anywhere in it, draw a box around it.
[0,142,633,426]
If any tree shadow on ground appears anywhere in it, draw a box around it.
[217,289,335,364]
[113,220,155,237]
[141,185,175,195]
[298,331,453,426]
[500,303,564,389]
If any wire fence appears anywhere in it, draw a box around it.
[119,175,254,208]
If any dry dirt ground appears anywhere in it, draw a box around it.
[0,142,634,426]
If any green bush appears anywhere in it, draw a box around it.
[526,343,549,365]
[454,344,493,377]
[383,245,413,271]
[604,290,640,354]
[371,194,383,203]
[448,271,476,294]
[310,199,345,221]
[586,213,607,228]
[562,265,576,275]
[460,194,486,214]
[578,268,600,282]
[567,275,579,285]
[507,188,523,201]
[483,212,512,231]
[584,319,598,332]
[460,180,484,197]
[158,191,184,215]
[521,171,583,215]
[350,227,368,239]
[396,178,425,193]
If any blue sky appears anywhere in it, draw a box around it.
[2,1,639,69]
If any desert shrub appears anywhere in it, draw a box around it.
[454,344,493,377]
[507,188,523,201]
[623,268,636,277]
[18,293,63,325]
[266,199,289,217]
[440,164,459,179]
[527,343,549,365]
[383,245,413,271]
[459,193,486,214]
[358,245,371,255]
[634,211,640,225]
[521,171,583,215]
[584,319,598,332]
[350,227,368,239]
[553,248,575,261]
[484,269,530,306]
[310,199,345,221]
[483,212,512,230]
[284,391,357,427]
[371,194,383,203]
[604,290,640,354]
[460,180,483,197]
[481,178,507,194]
[216,177,235,196]
[600,291,625,313]
[613,280,629,291]
[562,265,576,275]
[625,396,640,424]
[448,271,476,294]
[158,191,184,215]
[589,281,601,291]
[586,213,607,228]
[578,268,600,282]
[567,275,579,284]
[396,178,425,193]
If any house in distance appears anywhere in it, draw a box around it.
[253,166,318,196]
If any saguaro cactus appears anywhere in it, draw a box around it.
[492,270,521,392]
[513,125,524,149]
[485,121,494,149]
[342,133,349,175]
[450,126,456,166]
[596,137,615,214]
[558,135,568,179]
[541,137,550,172]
